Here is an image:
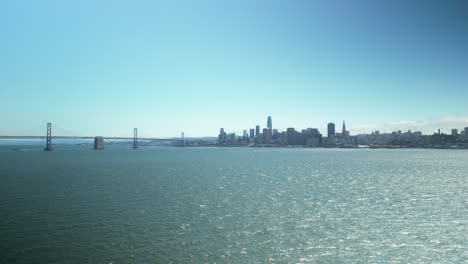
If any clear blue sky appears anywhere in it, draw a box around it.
[2,0,467,137]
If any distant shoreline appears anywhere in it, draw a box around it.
[1,137,467,150]
[0,136,169,140]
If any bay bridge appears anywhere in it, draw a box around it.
[5,122,188,151]
[4,122,283,151]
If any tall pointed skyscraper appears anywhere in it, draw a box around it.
[267,116,272,130]
[342,120,346,135]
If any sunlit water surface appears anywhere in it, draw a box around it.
[1,146,467,263]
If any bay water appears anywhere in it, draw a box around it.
[1,146,467,263]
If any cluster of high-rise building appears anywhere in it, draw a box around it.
[218,116,468,148]
[218,116,356,147]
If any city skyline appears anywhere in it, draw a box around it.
[2,1,467,137]
[1,115,468,139]
[219,116,468,139]
[217,115,468,148]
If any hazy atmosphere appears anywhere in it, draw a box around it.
[2,0,467,137]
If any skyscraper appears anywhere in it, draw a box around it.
[218,128,227,144]
[255,125,260,136]
[342,120,346,136]
[452,129,458,136]
[465,127,468,137]
[267,116,272,130]
[250,128,255,138]
[286,128,296,145]
[327,123,335,138]
[263,128,272,143]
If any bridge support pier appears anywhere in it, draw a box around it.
[94,136,104,150]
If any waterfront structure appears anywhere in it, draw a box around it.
[256,125,260,136]
[94,136,104,150]
[250,129,255,139]
[327,123,335,138]
[267,116,272,130]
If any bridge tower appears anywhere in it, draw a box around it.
[181,132,185,147]
[45,122,53,151]
[133,128,138,149]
